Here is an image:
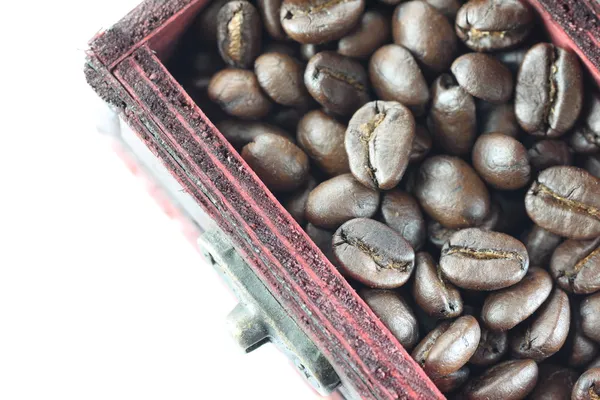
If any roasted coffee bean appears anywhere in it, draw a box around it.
[216,120,293,148]
[440,228,529,291]
[333,218,415,289]
[297,110,350,176]
[280,0,365,44]
[525,166,600,240]
[469,327,508,367]
[306,173,380,229]
[424,0,462,18]
[381,190,426,251]
[510,288,571,361]
[472,133,531,190]
[522,224,562,267]
[581,293,600,343]
[217,1,262,68]
[304,52,370,116]
[431,366,470,394]
[455,0,533,52]
[392,1,457,74]
[268,107,304,132]
[369,45,430,116]
[254,52,311,107]
[571,368,600,400]
[242,134,309,192]
[515,43,583,138]
[584,154,600,179]
[415,156,490,229]
[427,74,477,156]
[305,223,336,264]
[208,69,273,118]
[528,139,573,172]
[565,304,599,368]
[550,237,600,295]
[197,0,234,44]
[570,91,600,154]
[361,289,420,350]
[413,252,463,319]
[412,316,481,376]
[481,267,553,331]
[257,0,286,40]
[345,101,415,190]
[283,177,318,225]
[299,43,331,61]
[338,10,391,60]
[428,220,458,250]
[479,102,520,138]
[529,364,578,400]
[410,124,432,163]
[451,53,513,103]
[462,359,538,400]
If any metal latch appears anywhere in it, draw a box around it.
[197,229,341,396]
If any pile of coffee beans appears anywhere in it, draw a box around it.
[170,0,600,397]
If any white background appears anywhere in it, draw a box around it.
[0,1,322,398]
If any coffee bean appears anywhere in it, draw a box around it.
[381,190,426,251]
[305,223,336,264]
[571,368,600,400]
[440,228,529,291]
[345,101,415,190]
[428,220,458,250]
[392,1,457,74]
[255,52,312,107]
[565,304,599,368]
[361,289,420,350]
[304,52,371,116]
[455,0,533,52]
[462,359,538,400]
[515,43,583,137]
[522,224,562,267]
[569,91,600,154]
[525,166,600,239]
[257,0,286,40]
[208,69,272,118]
[412,252,463,319]
[299,43,332,61]
[472,133,531,190]
[297,110,350,176]
[427,74,477,156]
[217,1,262,68]
[550,237,600,295]
[528,139,573,172]
[282,176,318,225]
[451,53,513,103]
[410,124,432,163]
[424,0,462,18]
[510,288,571,361]
[216,120,293,148]
[306,173,380,229]
[529,364,578,400]
[333,218,415,288]
[197,0,234,44]
[469,327,508,367]
[481,267,553,331]
[338,10,391,60]
[412,316,481,376]
[242,133,310,192]
[431,366,470,394]
[479,102,521,138]
[415,156,490,229]
[280,0,365,44]
[369,45,430,116]
[581,293,600,343]
[584,155,600,179]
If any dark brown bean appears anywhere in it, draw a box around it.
[455,0,533,52]
[381,190,426,251]
[345,101,415,190]
[297,110,350,176]
[584,154,600,179]
[469,327,508,367]
[392,1,457,74]
[522,224,562,267]
[217,1,262,68]
[424,0,462,18]
[413,252,463,319]
[565,304,599,368]
[479,102,521,138]
[515,43,583,138]
[571,368,600,400]
[338,10,391,60]
[581,293,600,343]
[431,366,470,394]
[216,120,293,148]
[451,53,513,103]
[410,124,432,163]
[528,139,573,172]
[282,177,318,225]
[333,218,415,289]
[510,288,571,361]
[208,69,272,118]
[254,52,311,107]
[304,52,371,116]
[257,0,286,40]
[428,220,458,250]
[361,289,420,350]
[196,0,234,44]
[305,223,336,264]
[525,166,600,240]
[550,237,600,295]
[440,228,529,291]
[415,156,490,229]
[241,134,309,192]
[481,267,553,331]
[462,359,538,400]
[306,174,380,230]
[570,92,600,154]
[268,107,304,132]
[369,45,430,116]
[529,364,578,400]
[427,74,477,156]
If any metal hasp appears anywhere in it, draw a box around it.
[198,229,341,396]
